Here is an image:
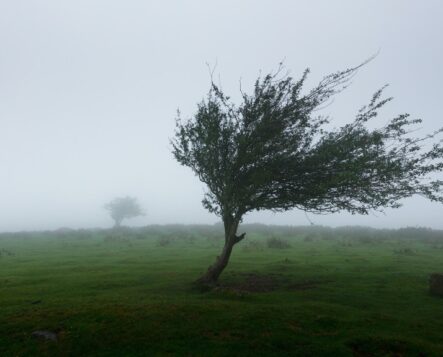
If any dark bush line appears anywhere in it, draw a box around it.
[266,237,291,249]
[1,224,443,243]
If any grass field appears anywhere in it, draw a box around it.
[1,224,443,356]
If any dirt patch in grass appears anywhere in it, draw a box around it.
[219,273,331,293]
[231,273,279,292]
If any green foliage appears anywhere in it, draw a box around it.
[104,196,144,227]
[172,61,443,221]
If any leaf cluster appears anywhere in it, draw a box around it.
[172,61,443,220]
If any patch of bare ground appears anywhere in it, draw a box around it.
[218,272,332,293]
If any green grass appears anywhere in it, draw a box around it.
[1,225,443,356]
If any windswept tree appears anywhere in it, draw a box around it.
[172,60,443,286]
[104,196,144,228]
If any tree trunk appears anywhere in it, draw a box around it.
[195,216,245,287]
[114,218,122,228]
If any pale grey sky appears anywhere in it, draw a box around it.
[1,1,442,231]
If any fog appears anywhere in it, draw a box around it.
[1,1,442,232]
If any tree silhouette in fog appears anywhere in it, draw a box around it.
[172,60,443,286]
[104,196,144,228]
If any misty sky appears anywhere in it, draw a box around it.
[1,1,443,232]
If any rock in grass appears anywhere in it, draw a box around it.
[31,330,57,342]
[429,273,443,297]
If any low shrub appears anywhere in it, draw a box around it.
[0,248,15,257]
[157,235,175,247]
[303,234,316,242]
[241,239,264,252]
[393,247,416,256]
[103,234,131,245]
[266,237,291,249]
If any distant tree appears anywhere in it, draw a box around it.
[172,60,443,286]
[104,196,144,228]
